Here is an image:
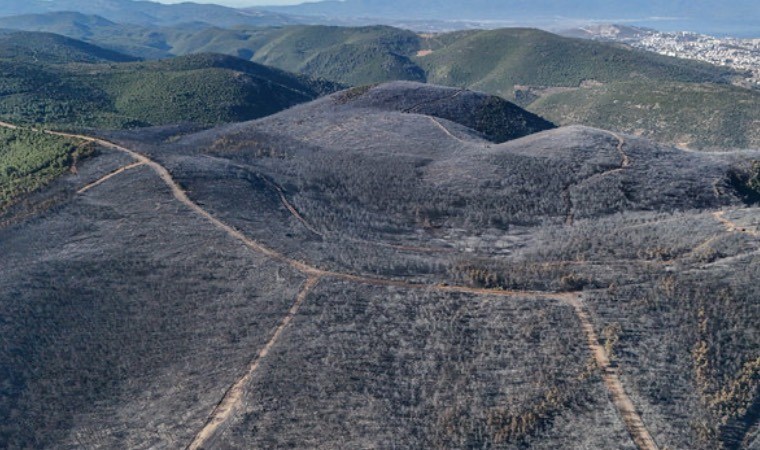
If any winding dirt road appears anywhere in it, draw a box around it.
[2,122,658,450]
[201,155,325,238]
[260,176,323,237]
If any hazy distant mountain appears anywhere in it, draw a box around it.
[0,30,138,64]
[0,0,297,27]
[265,0,760,35]
[0,12,178,58]
[265,0,758,21]
[1,0,755,35]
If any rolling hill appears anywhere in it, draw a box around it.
[0,19,428,85]
[0,3,758,449]
[0,15,756,148]
[416,28,734,93]
[0,33,339,129]
[167,25,426,87]
[414,28,759,149]
[8,20,748,150]
[157,26,737,91]
[0,30,138,64]
[1,82,758,449]
[133,24,754,150]
[0,12,176,59]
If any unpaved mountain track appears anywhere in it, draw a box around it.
[428,116,465,142]
[426,116,491,147]
[568,297,660,450]
[402,88,465,114]
[714,210,760,238]
[77,162,145,194]
[186,276,320,450]
[614,132,632,169]
[0,122,658,450]
[562,187,576,226]
[259,175,324,237]
[202,155,325,238]
[202,156,454,253]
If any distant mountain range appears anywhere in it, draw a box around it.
[264,0,759,35]
[0,0,757,35]
[0,0,296,27]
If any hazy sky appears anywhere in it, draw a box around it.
[154,0,306,5]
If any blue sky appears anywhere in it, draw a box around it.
[154,0,306,5]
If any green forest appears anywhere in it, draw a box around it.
[0,126,90,211]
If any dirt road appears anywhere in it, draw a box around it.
[568,297,660,450]
[714,210,760,238]
[77,162,145,194]
[186,277,320,450]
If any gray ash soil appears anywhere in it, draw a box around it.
[1,82,758,449]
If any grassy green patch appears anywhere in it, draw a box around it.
[527,80,760,149]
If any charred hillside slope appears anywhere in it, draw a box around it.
[0,82,758,449]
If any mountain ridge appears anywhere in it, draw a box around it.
[0,0,297,27]
[0,30,138,64]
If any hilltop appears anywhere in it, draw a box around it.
[149,25,737,89]
[332,81,555,143]
[417,28,734,93]
[171,25,756,150]
[1,82,758,449]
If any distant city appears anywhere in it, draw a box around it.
[571,25,760,86]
